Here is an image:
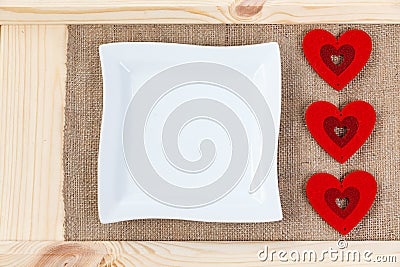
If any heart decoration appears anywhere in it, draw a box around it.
[306,101,375,163]
[303,29,372,91]
[306,171,377,235]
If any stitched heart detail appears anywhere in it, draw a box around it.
[325,187,359,218]
[324,116,358,148]
[303,29,372,90]
[306,171,377,235]
[306,101,375,163]
[320,44,355,75]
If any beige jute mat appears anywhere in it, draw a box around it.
[64,24,400,241]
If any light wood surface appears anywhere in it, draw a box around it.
[0,1,399,265]
[0,241,399,266]
[0,0,399,24]
[0,25,66,241]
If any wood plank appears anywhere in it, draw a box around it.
[0,241,399,266]
[0,0,399,24]
[0,25,67,240]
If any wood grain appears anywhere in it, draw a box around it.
[0,25,67,240]
[0,241,399,266]
[0,0,399,24]
[0,6,399,266]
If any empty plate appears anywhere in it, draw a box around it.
[99,42,282,223]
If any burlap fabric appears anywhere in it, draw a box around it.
[64,24,400,240]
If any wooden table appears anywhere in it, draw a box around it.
[0,1,399,265]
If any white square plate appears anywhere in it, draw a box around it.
[99,42,282,223]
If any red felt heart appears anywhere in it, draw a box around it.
[306,101,375,163]
[325,187,359,219]
[323,116,358,148]
[306,171,377,235]
[303,29,372,90]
